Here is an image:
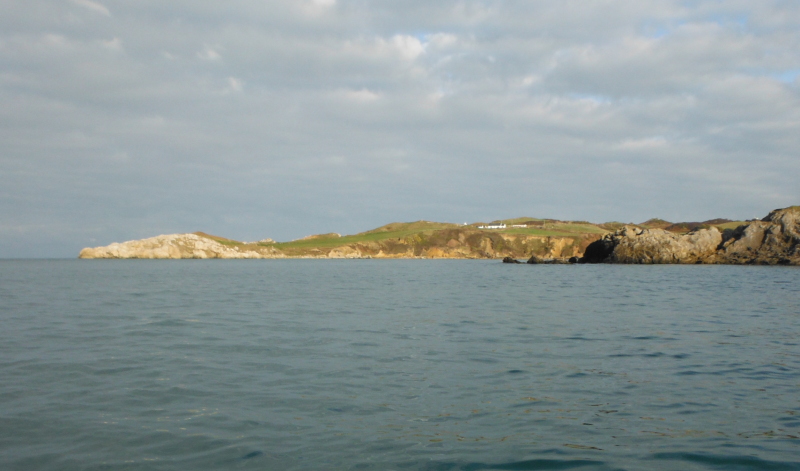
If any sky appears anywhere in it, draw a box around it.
[2,0,799,258]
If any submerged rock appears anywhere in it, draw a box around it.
[526,255,569,264]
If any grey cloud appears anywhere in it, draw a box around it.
[1,0,798,257]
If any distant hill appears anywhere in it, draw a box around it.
[639,218,672,229]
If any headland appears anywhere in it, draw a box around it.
[78,206,800,265]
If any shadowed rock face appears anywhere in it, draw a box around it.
[581,237,615,264]
[582,206,800,265]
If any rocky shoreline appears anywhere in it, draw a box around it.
[79,206,799,265]
[502,206,800,266]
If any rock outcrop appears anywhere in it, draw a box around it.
[78,233,285,259]
[581,206,800,265]
[606,226,722,264]
[713,206,800,265]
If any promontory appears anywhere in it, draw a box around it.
[79,206,800,265]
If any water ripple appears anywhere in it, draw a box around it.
[1,260,799,470]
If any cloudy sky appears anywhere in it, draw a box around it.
[2,0,799,257]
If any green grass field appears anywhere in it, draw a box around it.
[195,216,747,253]
[269,221,463,250]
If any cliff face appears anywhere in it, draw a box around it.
[583,226,723,264]
[713,206,800,265]
[582,206,800,265]
[79,229,599,260]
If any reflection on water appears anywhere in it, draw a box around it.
[0,260,798,470]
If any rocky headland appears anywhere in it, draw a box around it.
[579,206,800,265]
[79,206,800,265]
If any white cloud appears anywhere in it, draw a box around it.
[340,34,426,64]
[615,136,669,151]
[70,0,110,17]
[42,33,71,49]
[340,88,380,103]
[197,46,222,61]
[391,35,426,60]
[303,0,336,16]
[427,33,458,49]
[521,75,540,87]
[224,77,243,93]
[101,37,122,52]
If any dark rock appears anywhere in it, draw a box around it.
[582,238,615,263]
[502,256,522,264]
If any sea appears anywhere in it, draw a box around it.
[1,259,798,470]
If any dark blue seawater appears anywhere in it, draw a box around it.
[1,260,799,470]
